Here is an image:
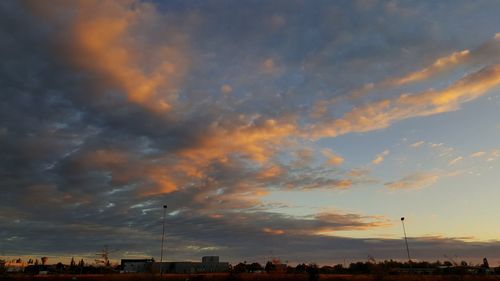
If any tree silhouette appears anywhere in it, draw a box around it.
[306,264,319,281]
[295,263,307,273]
[233,262,246,273]
[265,261,276,273]
[56,262,64,273]
[482,258,489,269]
[248,262,263,272]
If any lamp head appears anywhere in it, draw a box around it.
[401,217,405,221]
[163,205,168,209]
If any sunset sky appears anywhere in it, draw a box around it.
[1,0,500,265]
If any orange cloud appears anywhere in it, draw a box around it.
[470,151,486,158]
[350,49,470,99]
[73,149,193,196]
[385,172,439,190]
[394,50,470,85]
[333,179,353,189]
[101,160,180,196]
[372,150,389,165]
[310,99,332,119]
[487,149,500,162]
[321,33,499,117]
[71,149,185,196]
[309,65,500,139]
[258,165,283,179]
[178,117,297,164]
[220,84,233,94]
[311,213,391,235]
[321,149,345,166]
[140,166,178,195]
[262,228,285,235]
[260,58,283,75]
[72,118,297,198]
[27,0,188,112]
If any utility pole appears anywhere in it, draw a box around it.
[401,217,412,270]
[160,205,167,279]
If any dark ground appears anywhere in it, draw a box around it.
[2,274,500,281]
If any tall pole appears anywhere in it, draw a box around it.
[401,217,412,268]
[160,204,167,279]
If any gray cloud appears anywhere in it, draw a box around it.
[1,0,500,264]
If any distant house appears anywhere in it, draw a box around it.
[153,256,230,274]
[120,259,154,273]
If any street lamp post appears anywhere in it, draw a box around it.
[401,217,412,269]
[160,204,167,279]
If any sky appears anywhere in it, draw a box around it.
[1,0,500,266]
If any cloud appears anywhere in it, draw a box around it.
[260,58,283,75]
[347,168,371,177]
[262,228,285,235]
[311,212,391,234]
[26,0,189,112]
[470,151,486,158]
[322,149,345,166]
[427,142,455,158]
[350,50,471,99]
[266,165,354,191]
[349,33,500,100]
[221,84,233,94]
[448,156,464,166]
[410,141,425,148]
[257,165,283,179]
[307,34,500,140]
[392,50,470,84]
[291,148,315,167]
[487,149,500,162]
[372,150,389,165]
[385,172,439,190]
[3,0,500,263]
[267,14,286,29]
[176,116,297,164]
[309,65,500,139]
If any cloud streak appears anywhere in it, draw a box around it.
[385,172,440,190]
[372,150,390,165]
[309,64,500,139]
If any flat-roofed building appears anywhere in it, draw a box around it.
[153,256,229,274]
[121,258,154,273]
